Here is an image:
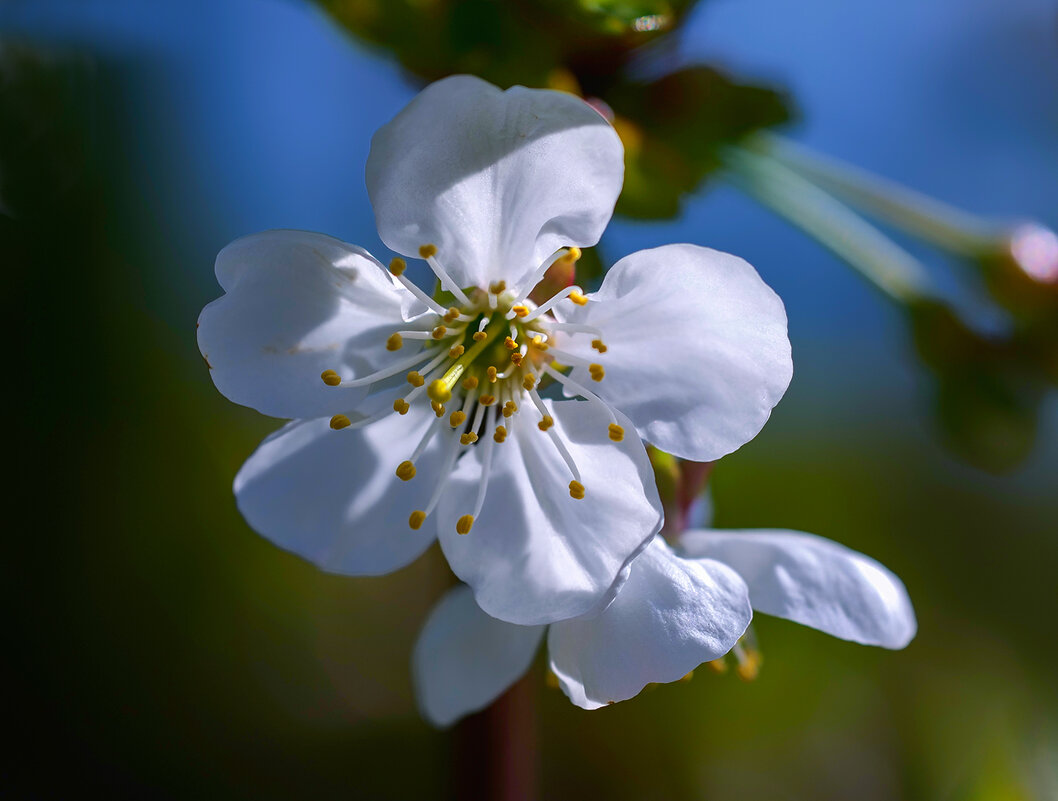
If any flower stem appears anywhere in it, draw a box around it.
[721,144,933,305]
[453,670,538,801]
[750,131,1006,256]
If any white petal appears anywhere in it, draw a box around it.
[233,407,446,575]
[413,585,545,727]
[198,230,426,419]
[558,244,792,461]
[437,400,662,626]
[548,539,752,710]
[366,75,623,291]
[679,530,917,649]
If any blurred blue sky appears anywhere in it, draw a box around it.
[3,0,1057,469]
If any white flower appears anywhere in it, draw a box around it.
[197,75,792,626]
[414,530,916,725]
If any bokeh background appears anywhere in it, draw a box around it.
[3,0,1057,798]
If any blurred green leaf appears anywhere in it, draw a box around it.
[609,67,793,218]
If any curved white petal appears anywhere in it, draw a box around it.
[233,407,446,576]
[198,230,426,419]
[437,399,662,626]
[548,539,752,710]
[679,530,917,649]
[413,585,545,728]
[366,75,624,292]
[557,244,792,461]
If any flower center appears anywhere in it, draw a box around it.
[319,245,625,536]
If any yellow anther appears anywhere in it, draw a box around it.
[409,510,426,530]
[522,375,536,391]
[504,336,518,350]
[395,460,416,481]
[488,280,506,294]
[460,432,478,445]
[561,246,582,263]
[736,650,762,682]
[512,304,530,318]
[449,344,465,358]
[419,243,437,259]
[462,376,479,390]
[427,379,452,403]
[510,352,523,366]
[444,307,460,322]
[479,394,497,406]
[407,371,425,387]
[431,401,445,417]
[472,331,488,342]
[589,363,605,382]
[486,366,498,383]
[706,659,728,675]
[329,414,351,430]
[608,423,624,442]
[531,335,546,347]
[569,290,588,306]
[456,514,475,535]
[449,410,467,428]
[320,369,341,386]
[431,325,447,340]
[386,332,403,351]
[388,257,406,276]
[568,480,585,500]
[393,398,410,415]
[538,415,554,431]
[591,338,607,353]
[493,425,508,443]
[503,401,518,418]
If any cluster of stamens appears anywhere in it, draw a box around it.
[318,244,626,536]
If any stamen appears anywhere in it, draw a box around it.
[592,339,608,353]
[320,369,341,386]
[449,410,467,428]
[431,325,448,340]
[456,515,474,535]
[386,333,403,351]
[487,366,498,383]
[526,388,581,481]
[460,432,478,445]
[395,461,416,481]
[488,280,507,295]
[478,394,496,406]
[407,372,425,387]
[511,304,530,318]
[589,364,605,382]
[503,401,518,418]
[569,291,588,306]
[523,286,587,321]
[510,352,523,366]
[415,428,464,524]
[338,347,435,388]
[522,374,536,391]
[538,415,554,431]
[431,401,445,417]
[409,510,427,530]
[608,423,624,442]
[393,398,410,414]
[389,257,447,315]
[504,336,518,350]
[513,246,580,302]
[462,413,499,532]
[330,414,351,430]
[472,331,488,342]
[428,315,509,400]
[393,330,436,341]
[462,376,479,390]
[540,364,619,426]
[410,416,443,462]
[546,347,595,367]
[568,480,585,500]
[420,244,471,305]
[449,344,465,358]
[493,425,507,443]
